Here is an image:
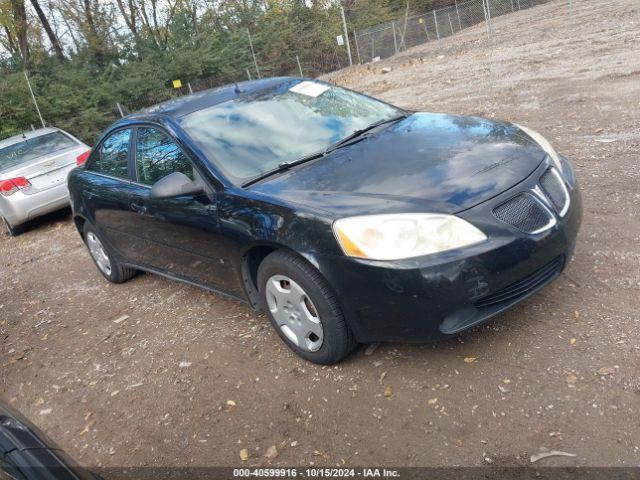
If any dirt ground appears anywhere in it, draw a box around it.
[1,0,639,469]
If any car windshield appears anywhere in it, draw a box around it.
[179,80,403,184]
[0,132,78,172]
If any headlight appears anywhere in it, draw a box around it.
[333,214,487,260]
[514,124,563,174]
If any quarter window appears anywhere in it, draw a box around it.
[135,128,194,186]
[90,129,131,179]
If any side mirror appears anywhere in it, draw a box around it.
[149,172,204,199]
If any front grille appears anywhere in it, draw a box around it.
[540,168,569,216]
[493,193,553,234]
[474,256,564,308]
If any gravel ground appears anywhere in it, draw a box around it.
[1,0,639,469]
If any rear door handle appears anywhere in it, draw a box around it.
[130,202,148,215]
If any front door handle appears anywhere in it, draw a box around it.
[130,202,148,215]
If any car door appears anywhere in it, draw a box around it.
[127,126,233,290]
[82,128,139,258]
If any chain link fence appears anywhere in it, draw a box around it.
[355,0,556,63]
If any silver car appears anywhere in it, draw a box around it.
[0,127,90,236]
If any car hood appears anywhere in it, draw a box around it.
[251,112,546,216]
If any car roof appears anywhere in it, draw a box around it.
[123,76,301,125]
[0,127,63,149]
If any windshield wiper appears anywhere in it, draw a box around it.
[241,150,326,187]
[323,113,409,155]
[241,112,409,188]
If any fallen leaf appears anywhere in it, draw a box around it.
[530,450,576,463]
[239,449,249,461]
[427,398,438,405]
[569,338,577,345]
[383,386,393,397]
[594,128,604,134]
[464,357,477,363]
[34,398,45,406]
[179,361,192,368]
[574,310,580,319]
[264,445,278,460]
[226,400,236,407]
[565,373,578,384]
[597,367,615,376]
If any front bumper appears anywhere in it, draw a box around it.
[0,183,70,227]
[317,161,582,343]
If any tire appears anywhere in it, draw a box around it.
[83,223,136,283]
[257,250,356,364]
[3,217,26,236]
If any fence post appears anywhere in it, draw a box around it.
[517,0,521,10]
[353,30,362,64]
[392,21,398,53]
[433,10,440,40]
[455,0,462,30]
[448,12,454,34]
[339,4,353,66]
[116,102,124,118]
[423,20,430,41]
[568,0,574,23]
[247,29,261,79]
[187,82,193,94]
[296,55,303,77]
[510,0,514,11]
[482,0,492,35]
[245,68,252,81]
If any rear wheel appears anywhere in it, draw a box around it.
[258,250,356,364]
[83,223,136,283]
[2,218,26,237]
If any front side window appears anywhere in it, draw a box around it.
[179,80,403,184]
[90,129,131,179]
[135,128,194,186]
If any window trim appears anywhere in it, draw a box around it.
[85,126,134,183]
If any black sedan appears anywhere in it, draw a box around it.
[68,77,581,364]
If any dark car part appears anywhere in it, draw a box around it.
[0,401,98,480]
[257,250,356,364]
[83,223,136,283]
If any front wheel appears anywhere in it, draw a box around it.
[83,223,136,283]
[257,250,356,364]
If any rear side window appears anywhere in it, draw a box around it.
[0,132,78,172]
[90,129,131,179]
[135,127,194,186]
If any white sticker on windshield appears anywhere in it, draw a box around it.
[289,81,330,98]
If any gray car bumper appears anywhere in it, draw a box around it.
[0,183,70,227]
